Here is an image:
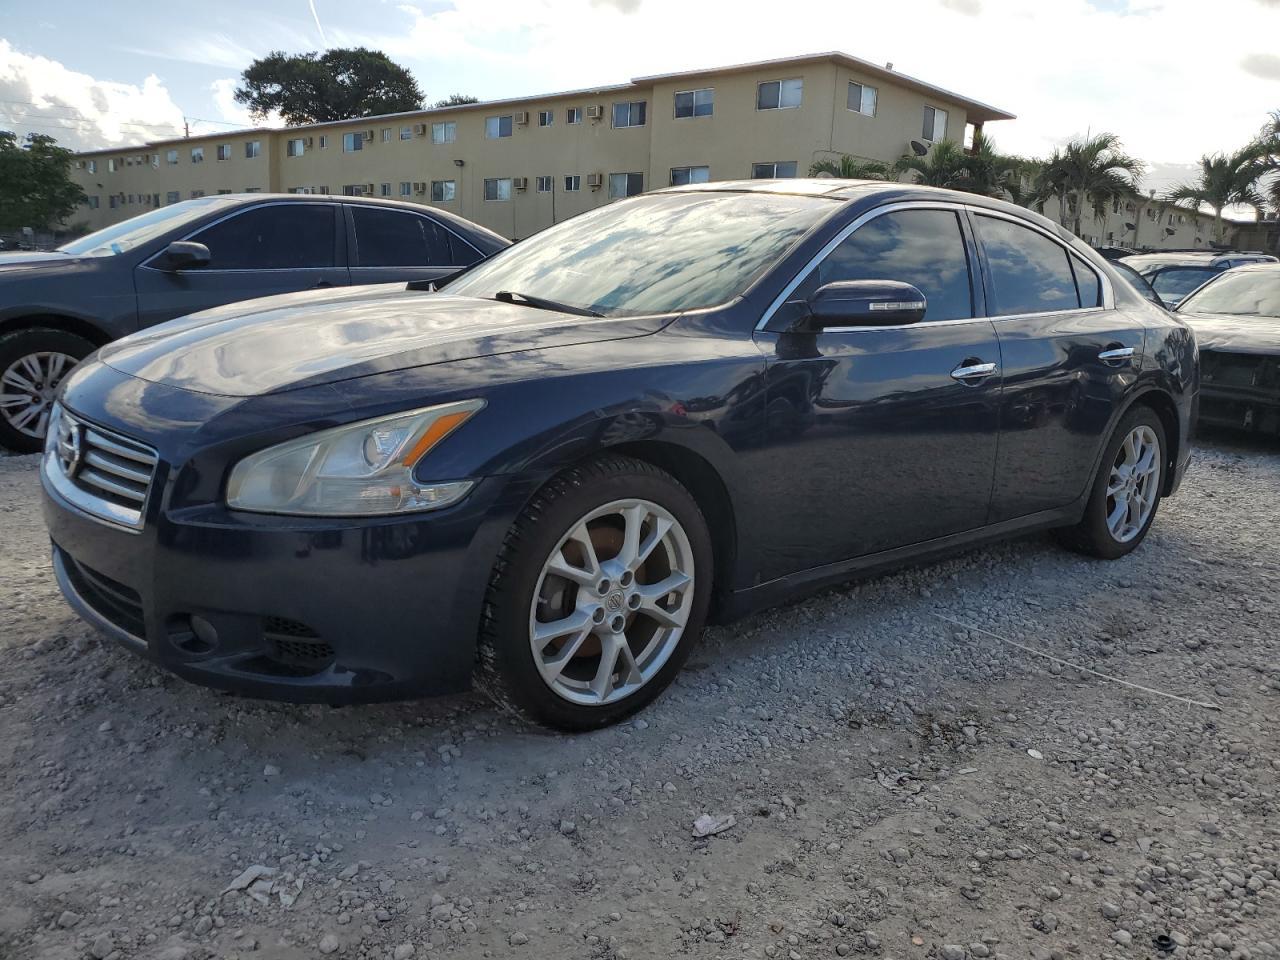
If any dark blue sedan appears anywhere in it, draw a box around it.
[41,180,1198,730]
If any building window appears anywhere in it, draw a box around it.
[380,183,392,197]
[166,191,180,204]
[86,160,96,174]
[109,196,118,209]
[431,121,456,144]
[535,175,554,192]
[612,101,647,128]
[342,184,364,196]
[400,126,413,140]
[342,132,363,153]
[484,178,513,201]
[86,196,99,209]
[751,161,798,178]
[190,190,205,198]
[485,115,513,139]
[244,187,262,193]
[847,81,877,116]
[922,106,948,141]
[674,88,713,119]
[608,172,644,198]
[245,140,261,158]
[318,135,327,149]
[538,110,554,127]
[218,189,233,194]
[757,78,803,110]
[382,128,392,142]
[216,144,231,161]
[398,181,411,197]
[166,149,178,165]
[566,107,582,125]
[670,166,710,186]
[431,180,456,202]
[191,147,204,163]
[107,158,117,172]
[564,175,581,192]
[287,138,305,157]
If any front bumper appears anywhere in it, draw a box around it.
[43,459,521,704]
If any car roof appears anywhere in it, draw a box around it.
[1123,251,1275,266]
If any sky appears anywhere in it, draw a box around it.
[1,0,1278,200]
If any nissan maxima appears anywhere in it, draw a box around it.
[41,180,1198,730]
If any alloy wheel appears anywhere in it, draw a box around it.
[0,351,77,440]
[529,498,695,706]
[1106,424,1161,543]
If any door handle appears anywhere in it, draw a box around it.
[950,360,998,382]
[1098,346,1135,364]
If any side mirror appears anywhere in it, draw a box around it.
[161,240,211,271]
[799,280,927,330]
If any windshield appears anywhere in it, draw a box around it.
[58,197,241,258]
[1150,266,1215,302]
[446,191,836,317]
[1180,271,1280,319]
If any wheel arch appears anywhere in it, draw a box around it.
[0,313,113,347]
[1120,387,1182,496]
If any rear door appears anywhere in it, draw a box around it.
[133,202,349,327]
[345,205,481,286]
[973,211,1145,522]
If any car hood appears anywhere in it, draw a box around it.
[1181,311,1280,356]
[97,283,670,397]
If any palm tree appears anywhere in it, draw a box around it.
[1029,133,1143,238]
[893,139,972,190]
[1165,146,1266,244]
[808,155,896,180]
[1249,109,1280,214]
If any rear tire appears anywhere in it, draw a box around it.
[1055,404,1166,559]
[0,328,95,453]
[476,455,713,731]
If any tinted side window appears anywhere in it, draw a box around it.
[191,204,336,269]
[352,208,454,267]
[1070,254,1101,307]
[800,209,974,321]
[1150,266,1215,300]
[976,215,1079,315]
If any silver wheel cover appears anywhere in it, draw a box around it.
[1,351,77,440]
[529,498,695,706]
[1106,424,1161,543]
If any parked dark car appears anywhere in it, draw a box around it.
[1176,262,1280,434]
[0,194,508,451]
[42,180,1197,730]
[1121,251,1278,309]
[1111,260,1167,309]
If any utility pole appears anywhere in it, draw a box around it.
[184,119,190,139]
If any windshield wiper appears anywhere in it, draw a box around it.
[494,290,603,318]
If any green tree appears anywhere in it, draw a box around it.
[1030,133,1143,238]
[808,155,896,180]
[433,94,479,108]
[234,48,424,125]
[1164,146,1267,243]
[1250,109,1280,214]
[0,131,85,232]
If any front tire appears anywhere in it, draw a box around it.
[476,456,713,731]
[1056,404,1166,559]
[0,328,95,453]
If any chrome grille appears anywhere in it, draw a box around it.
[44,405,158,531]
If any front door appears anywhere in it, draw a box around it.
[749,205,1002,581]
[971,212,1146,522]
[133,202,350,328]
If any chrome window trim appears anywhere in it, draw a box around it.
[755,200,1115,333]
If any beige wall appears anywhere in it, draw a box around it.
[69,59,1000,239]
[1034,194,1245,251]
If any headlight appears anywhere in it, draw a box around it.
[226,400,484,516]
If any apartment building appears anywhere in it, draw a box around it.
[1035,192,1251,252]
[69,51,1013,239]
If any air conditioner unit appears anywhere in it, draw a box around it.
[361,130,374,142]
[364,183,375,195]
[413,182,426,193]
[413,123,427,136]
[513,177,528,191]
[586,104,603,120]
[587,173,603,189]
[514,111,528,125]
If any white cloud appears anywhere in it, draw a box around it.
[0,38,185,149]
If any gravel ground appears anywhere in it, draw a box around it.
[1,434,1278,960]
